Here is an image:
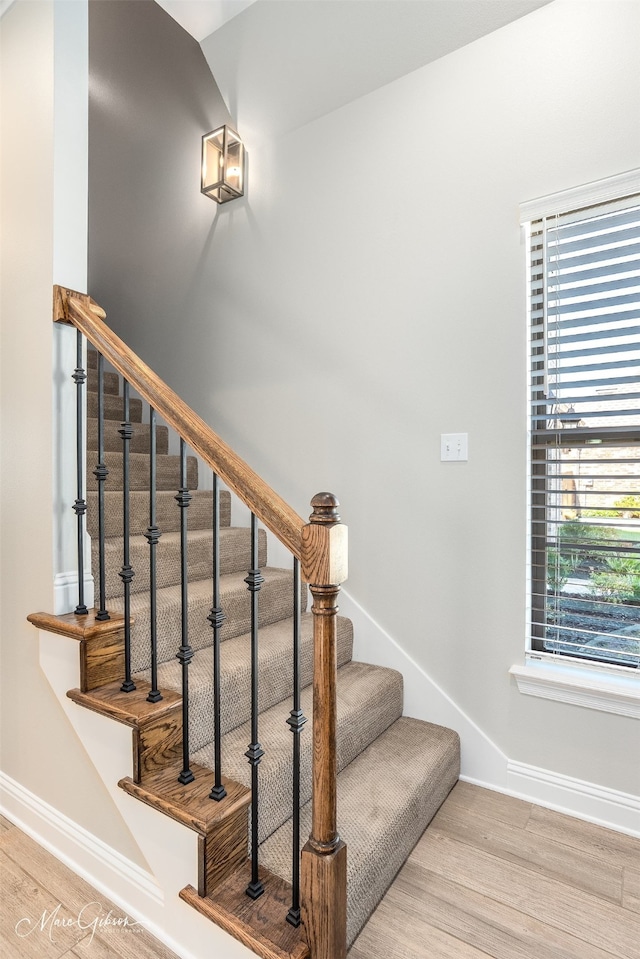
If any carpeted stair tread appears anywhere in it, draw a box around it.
[86,348,98,369]
[86,450,198,491]
[87,489,230,538]
[86,417,169,455]
[259,715,460,947]
[87,368,120,394]
[193,661,404,844]
[87,390,143,422]
[96,527,267,598]
[111,567,305,673]
[151,612,354,749]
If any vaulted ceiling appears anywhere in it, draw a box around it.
[156,0,553,142]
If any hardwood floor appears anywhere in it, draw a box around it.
[0,816,179,959]
[2,783,639,959]
[348,781,640,959]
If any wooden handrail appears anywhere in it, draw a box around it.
[54,287,306,561]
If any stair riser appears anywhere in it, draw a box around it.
[112,571,305,673]
[87,390,143,422]
[87,369,120,394]
[195,662,404,845]
[86,452,198,491]
[162,614,354,750]
[87,417,169,455]
[87,490,231,538]
[94,528,267,598]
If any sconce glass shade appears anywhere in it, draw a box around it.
[201,125,245,203]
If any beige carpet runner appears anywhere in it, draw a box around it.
[85,351,460,948]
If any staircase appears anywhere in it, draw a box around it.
[30,289,460,959]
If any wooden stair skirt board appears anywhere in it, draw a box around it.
[30,327,461,959]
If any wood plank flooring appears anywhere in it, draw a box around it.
[0,821,179,959]
[2,782,638,959]
[348,781,640,959]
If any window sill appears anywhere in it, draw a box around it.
[510,655,640,719]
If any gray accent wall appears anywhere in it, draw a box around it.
[88,0,232,382]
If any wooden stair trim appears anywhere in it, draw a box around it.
[53,285,106,323]
[180,865,309,959]
[135,711,183,785]
[28,609,128,692]
[27,609,126,640]
[67,680,181,727]
[199,804,249,897]
[67,681,183,783]
[119,762,250,835]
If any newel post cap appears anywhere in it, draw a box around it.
[301,492,348,586]
[309,492,341,526]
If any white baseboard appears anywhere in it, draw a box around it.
[460,762,640,838]
[504,760,640,838]
[0,770,162,908]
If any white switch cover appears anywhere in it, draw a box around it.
[441,433,468,462]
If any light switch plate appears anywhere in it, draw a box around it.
[441,433,468,462]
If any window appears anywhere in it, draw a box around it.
[526,175,640,672]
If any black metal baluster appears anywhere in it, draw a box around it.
[94,353,110,622]
[176,438,194,784]
[145,407,162,703]
[245,513,265,900]
[119,381,135,692]
[286,557,305,927]
[208,472,227,801]
[72,330,88,615]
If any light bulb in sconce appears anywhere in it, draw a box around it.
[201,125,245,203]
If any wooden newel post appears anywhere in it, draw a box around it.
[300,493,348,959]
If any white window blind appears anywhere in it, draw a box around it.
[528,191,640,670]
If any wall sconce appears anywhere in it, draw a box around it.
[201,125,245,203]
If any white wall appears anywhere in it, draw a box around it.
[135,0,639,796]
[0,0,147,866]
